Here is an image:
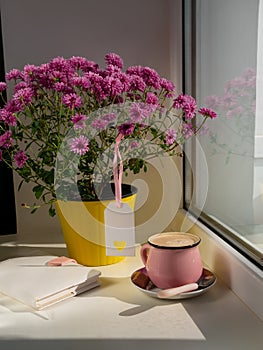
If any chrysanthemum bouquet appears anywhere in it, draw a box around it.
[0,53,216,216]
[205,67,255,162]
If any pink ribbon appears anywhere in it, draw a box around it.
[113,133,124,207]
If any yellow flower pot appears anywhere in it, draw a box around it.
[56,185,136,266]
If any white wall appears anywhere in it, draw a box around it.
[0,0,183,243]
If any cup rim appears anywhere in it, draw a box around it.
[148,232,201,249]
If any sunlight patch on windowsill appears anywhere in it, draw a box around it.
[0,242,67,249]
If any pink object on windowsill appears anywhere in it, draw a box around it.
[47,256,78,266]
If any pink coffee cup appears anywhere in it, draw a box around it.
[140,232,203,289]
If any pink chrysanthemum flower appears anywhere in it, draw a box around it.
[204,95,220,109]
[13,87,34,106]
[23,64,38,81]
[145,92,158,105]
[62,93,82,109]
[54,82,68,92]
[129,104,144,123]
[173,94,186,109]
[106,64,122,75]
[0,109,5,122]
[105,53,123,69]
[5,113,17,126]
[165,129,176,145]
[50,70,66,82]
[70,56,99,72]
[160,78,175,92]
[49,57,70,72]
[87,72,105,101]
[116,72,131,92]
[130,102,153,123]
[0,130,13,148]
[4,100,22,113]
[103,76,123,97]
[91,118,108,130]
[182,123,194,138]
[0,109,17,126]
[6,68,22,81]
[198,107,217,119]
[130,141,139,149]
[141,67,161,89]
[35,63,49,78]
[118,123,134,136]
[220,92,237,109]
[71,114,87,129]
[91,113,116,131]
[72,76,91,89]
[0,82,7,92]
[70,135,89,155]
[102,113,116,122]
[14,82,29,92]
[128,75,146,92]
[226,106,243,118]
[173,94,197,119]
[14,150,28,168]
[126,65,143,76]
[0,109,8,120]
[183,95,197,119]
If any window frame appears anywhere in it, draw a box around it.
[182,0,263,269]
[0,8,17,236]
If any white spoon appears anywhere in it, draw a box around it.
[156,268,217,299]
[157,282,199,298]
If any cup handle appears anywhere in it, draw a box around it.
[140,243,150,266]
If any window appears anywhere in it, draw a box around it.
[0,10,16,235]
[183,0,263,268]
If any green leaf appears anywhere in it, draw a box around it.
[38,149,55,165]
[18,166,31,180]
[46,170,54,185]
[48,205,56,217]
[18,180,24,191]
[32,185,44,199]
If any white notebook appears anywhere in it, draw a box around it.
[0,256,101,310]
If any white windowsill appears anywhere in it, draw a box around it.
[0,214,263,349]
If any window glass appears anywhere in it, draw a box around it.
[184,0,263,267]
